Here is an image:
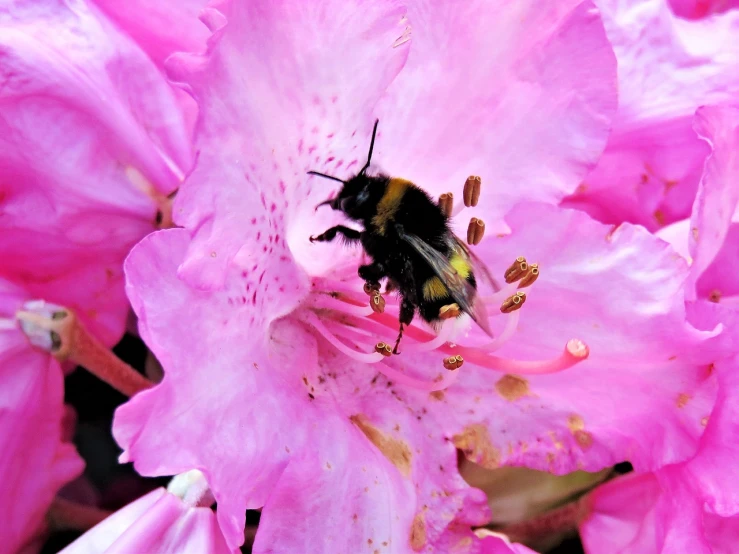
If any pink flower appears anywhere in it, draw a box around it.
[60,470,234,554]
[110,0,732,551]
[580,460,739,553]
[668,0,739,19]
[90,0,209,68]
[579,105,739,554]
[0,0,193,346]
[562,0,739,231]
[0,278,84,554]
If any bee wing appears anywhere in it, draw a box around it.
[452,234,501,293]
[397,228,493,337]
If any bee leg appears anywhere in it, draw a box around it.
[392,298,415,355]
[358,262,386,292]
[309,226,361,243]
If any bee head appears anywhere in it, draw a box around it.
[308,119,380,220]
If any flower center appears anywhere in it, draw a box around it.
[298,178,589,391]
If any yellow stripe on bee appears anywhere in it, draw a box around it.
[423,277,449,300]
[449,252,471,279]
[372,178,413,235]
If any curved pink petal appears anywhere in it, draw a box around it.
[165,0,410,289]
[91,0,209,67]
[581,468,739,554]
[669,0,739,18]
[686,106,739,300]
[442,203,717,473]
[0,0,193,343]
[682,353,739,515]
[0,279,84,554]
[60,488,234,554]
[115,229,491,551]
[562,0,739,230]
[376,0,617,219]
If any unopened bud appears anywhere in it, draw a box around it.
[463,175,481,207]
[517,263,539,288]
[370,292,386,314]
[443,355,464,370]
[466,217,485,245]
[375,342,393,357]
[504,257,528,283]
[439,192,454,217]
[500,292,526,313]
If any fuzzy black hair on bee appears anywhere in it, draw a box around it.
[308,120,491,354]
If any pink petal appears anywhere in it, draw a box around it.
[165,0,410,288]
[115,229,491,551]
[0,279,84,553]
[377,0,617,220]
[581,468,739,554]
[0,0,193,342]
[687,106,739,300]
[91,0,209,67]
[60,488,234,554]
[444,203,718,473]
[669,0,739,19]
[562,0,739,230]
[683,356,739,515]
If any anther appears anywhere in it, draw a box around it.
[439,303,461,320]
[463,176,481,207]
[518,263,539,288]
[500,292,526,313]
[363,282,380,295]
[443,355,464,370]
[466,217,485,245]
[370,292,386,314]
[439,192,454,217]
[375,342,393,357]
[504,257,528,283]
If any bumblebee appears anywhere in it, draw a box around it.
[309,120,492,354]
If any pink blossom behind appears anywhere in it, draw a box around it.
[60,485,234,554]
[562,0,739,230]
[0,0,193,344]
[0,278,84,554]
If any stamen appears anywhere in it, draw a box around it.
[504,257,528,283]
[374,342,393,356]
[309,293,375,317]
[439,303,461,320]
[373,361,461,392]
[463,176,481,207]
[478,310,520,350]
[16,302,152,397]
[303,312,385,363]
[518,263,539,288]
[501,292,526,313]
[443,355,464,370]
[439,192,454,216]
[466,217,485,245]
[364,282,380,295]
[370,292,386,314]
[404,319,454,352]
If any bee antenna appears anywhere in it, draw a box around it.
[307,171,345,184]
[360,119,379,175]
